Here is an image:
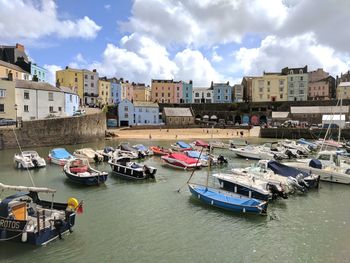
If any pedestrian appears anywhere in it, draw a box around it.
[175,134,178,139]
[149,134,152,139]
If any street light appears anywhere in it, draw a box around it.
[14,104,18,128]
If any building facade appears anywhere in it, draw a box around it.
[107,78,121,104]
[133,83,151,102]
[59,86,80,116]
[241,76,257,102]
[337,82,350,99]
[0,60,30,80]
[151,79,175,103]
[117,99,134,126]
[173,81,182,103]
[281,66,308,101]
[82,69,99,106]
[308,69,335,100]
[120,81,134,101]
[31,63,47,82]
[134,101,159,125]
[233,84,244,102]
[252,73,288,102]
[162,107,194,125]
[192,88,213,103]
[0,79,16,119]
[15,80,65,120]
[212,82,232,103]
[98,77,111,107]
[181,81,193,103]
[56,67,84,103]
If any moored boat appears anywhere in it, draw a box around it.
[63,158,108,186]
[48,148,75,165]
[161,153,202,169]
[96,147,115,161]
[149,146,172,156]
[188,183,268,215]
[14,151,46,169]
[73,148,103,163]
[170,141,193,152]
[108,157,157,180]
[133,144,154,156]
[230,145,275,160]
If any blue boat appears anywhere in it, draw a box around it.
[188,184,268,215]
[0,183,79,245]
[48,148,75,166]
[171,141,192,151]
[297,139,318,150]
[63,158,108,186]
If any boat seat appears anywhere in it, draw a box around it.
[70,166,88,173]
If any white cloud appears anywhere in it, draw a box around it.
[104,4,111,10]
[44,64,62,85]
[0,0,101,43]
[235,33,350,76]
[211,50,223,63]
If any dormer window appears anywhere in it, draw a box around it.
[290,70,294,74]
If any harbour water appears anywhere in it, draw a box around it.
[0,139,350,263]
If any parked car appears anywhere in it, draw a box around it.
[0,118,16,126]
[73,109,86,116]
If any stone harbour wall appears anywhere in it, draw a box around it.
[0,113,106,150]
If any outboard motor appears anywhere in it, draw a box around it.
[267,184,288,199]
[217,155,228,164]
[138,151,145,159]
[94,154,101,163]
[296,173,309,189]
[32,158,39,168]
[285,149,296,159]
[309,159,322,169]
[143,165,155,179]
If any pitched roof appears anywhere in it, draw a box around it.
[163,107,193,117]
[133,101,158,107]
[338,82,350,87]
[58,86,78,95]
[272,112,290,119]
[0,60,26,73]
[15,80,62,92]
[291,106,349,114]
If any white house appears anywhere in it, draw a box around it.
[192,88,213,103]
[15,80,65,121]
[59,86,80,116]
[134,101,159,125]
[117,99,134,126]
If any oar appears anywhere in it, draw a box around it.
[177,146,204,193]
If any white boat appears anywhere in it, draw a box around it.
[209,141,231,149]
[73,148,103,163]
[133,144,154,156]
[280,140,310,156]
[96,147,115,161]
[230,145,275,160]
[284,151,350,184]
[161,153,202,169]
[14,151,46,169]
[48,148,76,166]
[112,149,139,160]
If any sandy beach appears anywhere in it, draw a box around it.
[109,128,252,140]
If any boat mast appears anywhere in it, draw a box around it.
[338,92,343,142]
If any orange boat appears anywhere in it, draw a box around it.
[150,146,172,156]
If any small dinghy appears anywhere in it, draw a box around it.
[48,148,75,166]
[117,143,143,158]
[190,140,210,151]
[0,183,82,245]
[14,151,46,169]
[188,184,268,215]
[96,147,115,161]
[63,158,108,186]
[149,146,172,156]
[73,148,103,163]
[133,144,154,156]
[108,157,157,180]
[170,141,193,152]
[161,153,202,169]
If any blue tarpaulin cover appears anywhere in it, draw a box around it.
[51,148,72,159]
[268,160,309,178]
[134,145,148,151]
[177,141,191,148]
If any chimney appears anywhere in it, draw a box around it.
[32,75,39,82]
[227,81,229,85]
[56,79,60,88]
[211,81,213,87]
[93,69,97,73]
[189,80,193,84]
[65,66,69,69]
[8,71,13,81]
[16,43,25,52]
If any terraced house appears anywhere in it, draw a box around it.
[133,83,151,102]
[212,81,232,103]
[282,66,308,101]
[98,77,111,107]
[252,72,288,102]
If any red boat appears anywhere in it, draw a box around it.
[161,153,202,169]
[150,146,172,156]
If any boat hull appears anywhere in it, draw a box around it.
[64,171,108,185]
[161,157,201,169]
[188,184,267,215]
[109,163,156,180]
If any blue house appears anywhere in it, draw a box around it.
[117,99,134,126]
[59,86,80,116]
[182,80,193,103]
[31,63,47,82]
[134,102,159,125]
[212,81,233,103]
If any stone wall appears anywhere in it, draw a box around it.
[0,113,106,150]
[260,127,349,139]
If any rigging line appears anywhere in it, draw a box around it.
[319,99,340,152]
[12,127,36,187]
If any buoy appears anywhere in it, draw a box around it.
[67,197,79,210]
[21,232,27,242]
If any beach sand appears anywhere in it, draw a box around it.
[109,128,251,140]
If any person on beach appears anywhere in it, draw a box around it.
[149,134,152,139]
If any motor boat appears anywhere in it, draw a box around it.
[280,140,310,156]
[297,138,318,151]
[48,148,75,166]
[73,148,103,163]
[284,151,350,184]
[14,151,46,169]
[161,153,202,169]
[63,158,108,186]
[117,143,144,158]
[184,150,227,167]
[133,144,154,156]
[96,146,115,161]
[170,141,193,152]
[0,183,81,245]
[209,141,231,149]
[108,157,157,180]
[149,146,172,156]
[188,183,268,215]
[230,145,275,160]
[190,140,210,151]
[316,139,344,150]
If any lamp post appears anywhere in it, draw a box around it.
[14,104,18,128]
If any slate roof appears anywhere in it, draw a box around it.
[272,112,290,119]
[15,80,62,92]
[163,107,193,117]
[291,106,349,114]
[0,60,26,73]
[338,82,350,87]
[133,101,158,108]
[58,86,78,95]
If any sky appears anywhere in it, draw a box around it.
[0,0,350,86]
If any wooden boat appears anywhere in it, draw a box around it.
[73,148,103,163]
[161,153,202,169]
[0,183,81,245]
[48,148,75,165]
[188,183,268,215]
[63,158,108,186]
[14,151,46,169]
[108,157,157,180]
[149,146,172,156]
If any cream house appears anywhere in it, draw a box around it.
[252,73,288,102]
[0,79,16,119]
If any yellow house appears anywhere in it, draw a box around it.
[151,79,176,103]
[337,82,350,99]
[98,77,111,106]
[0,60,30,80]
[133,83,151,102]
[56,67,84,102]
[0,79,16,119]
[252,73,288,102]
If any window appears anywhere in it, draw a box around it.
[155,92,158,97]
[217,96,220,100]
[102,91,104,96]
[75,78,78,82]
[290,77,293,81]
[279,87,284,92]
[91,76,94,80]
[177,93,179,98]
[186,93,188,98]
[290,70,294,74]
[0,89,6,97]
[0,104,4,112]
[225,96,228,100]
[300,90,304,94]
[280,94,283,99]
[161,93,164,97]
[124,113,128,118]
[279,80,284,85]
[267,81,270,86]
[85,84,88,87]
[91,83,94,87]
[48,92,53,101]
[290,90,294,95]
[218,89,221,93]
[207,92,211,97]
[177,87,179,91]
[24,105,29,112]
[300,76,303,81]
[24,91,30,100]
[124,106,128,111]
[85,75,88,79]
[259,88,263,93]
[70,94,73,102]
[49,106,54,112]
[267,88,270,92]
[168,93,170,97]
[58,107,62,112]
